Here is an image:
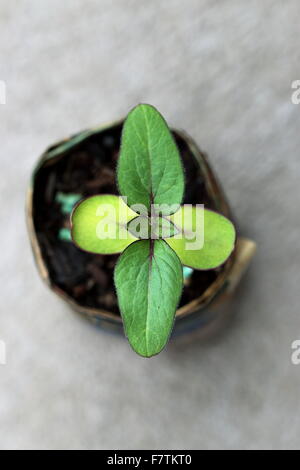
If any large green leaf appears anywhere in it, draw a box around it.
[117,104,184,215]
[127,215,179,239]
[71,195,138,254]
[114,240,183,357]
[166,206,236,269]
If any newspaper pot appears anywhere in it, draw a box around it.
[26,120,256,340]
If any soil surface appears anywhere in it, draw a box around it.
[33,123,222,314]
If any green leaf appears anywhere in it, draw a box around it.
[117,104,184,215]
[126,216,151,239]
[153,216,179,239]
[127,215,179,239]
[114,240,183,357]
[166,206,236,269]
[71,195,138,254]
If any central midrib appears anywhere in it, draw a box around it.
[145,238,155,356]
[142,106,154,212]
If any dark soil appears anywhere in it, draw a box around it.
[32,123,221,314]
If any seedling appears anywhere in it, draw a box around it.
[71,104,236,357]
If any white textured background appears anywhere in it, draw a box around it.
[0,0,300,450]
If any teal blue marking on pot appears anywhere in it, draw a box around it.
[183,266,193,280]
[55,192,82,214]
[58,228,72,242]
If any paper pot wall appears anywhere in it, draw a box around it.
[26,120,256,339]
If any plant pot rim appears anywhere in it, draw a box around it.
[26,121,255,326]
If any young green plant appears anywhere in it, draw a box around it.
[71,104,236,357]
